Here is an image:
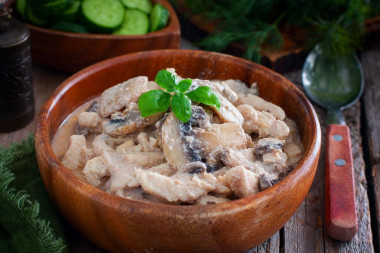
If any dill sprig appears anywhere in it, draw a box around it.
[173,0,378,61]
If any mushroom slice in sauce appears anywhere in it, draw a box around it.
[194,121,247,155]
[99,76,149,118]
[192,79,244,125]
[255,138,284,155]
[103,104,164,137]
[161,106,210,173]
[194,79,239,103]
[255,138,287,167]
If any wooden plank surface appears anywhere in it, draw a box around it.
[247,233,280,253]
[361,49,380,164]
[361,48,380,251]
[282,70,374,252]
[372,164,380,247]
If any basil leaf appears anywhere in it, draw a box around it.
[186,86,220,110]
[171,93,192,122]
[138,90,171,117]
[155,70,177,92]
[177,79,192,93]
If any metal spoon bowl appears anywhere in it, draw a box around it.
[302,45,364,124]
[302,44,364,241]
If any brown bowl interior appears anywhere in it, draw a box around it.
[21,0,180,72]
[35,50,321,253]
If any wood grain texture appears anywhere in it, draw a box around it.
[23,0,180,73]
[325,124,358,241]
[372,165,380,247]
[361,49,380,165]
[283,71,373,252]
[247,233,280,253]
[361,48,380,252]
[34,50,321,253]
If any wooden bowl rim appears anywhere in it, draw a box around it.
[22,0,180,39]
[36,49,321,216]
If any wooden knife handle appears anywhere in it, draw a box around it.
[325,124,358,241]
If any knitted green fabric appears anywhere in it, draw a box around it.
[0,135,68,253]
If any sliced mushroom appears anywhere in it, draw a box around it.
[193,121,247,155]
[255,138,285,155]
[192,79,244,125]
[99,76,149,118]
[194,79,239,103]
[255,138,287,166]
[214,94,244,125]
[258,174,278,191]
[103,104,164,137]
[161,106,209,173]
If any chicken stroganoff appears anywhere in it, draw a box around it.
[52,69,304,205]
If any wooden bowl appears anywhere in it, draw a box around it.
[18,0,180,73]
[35,50,321,253]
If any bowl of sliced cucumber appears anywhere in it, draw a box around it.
[10,0,180,72]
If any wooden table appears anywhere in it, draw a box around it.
[1,45,379,253]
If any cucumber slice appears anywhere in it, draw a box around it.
[120,0,152,14]
[51,21,88,33]
[26,5,49,26]
[16,0,28,20]
[81,0,125,33]
[113,9,149,35]
[150,4,169,32]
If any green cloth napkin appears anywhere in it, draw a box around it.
[0,135,68,253]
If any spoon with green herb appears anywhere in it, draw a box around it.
[138,70,220,122]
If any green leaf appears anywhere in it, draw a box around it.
[155,70,177,92]
[186,86,220,110]
[177,79,192,93]
[138,90,171,117]
[171,93,192,122]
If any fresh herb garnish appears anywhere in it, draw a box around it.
[138,70,220,122]
[172,0,379,61]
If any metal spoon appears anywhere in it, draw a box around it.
[302,44,364,241]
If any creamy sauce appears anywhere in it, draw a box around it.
[52,71,304,205]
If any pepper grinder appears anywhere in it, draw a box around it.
[0,2,34,132]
